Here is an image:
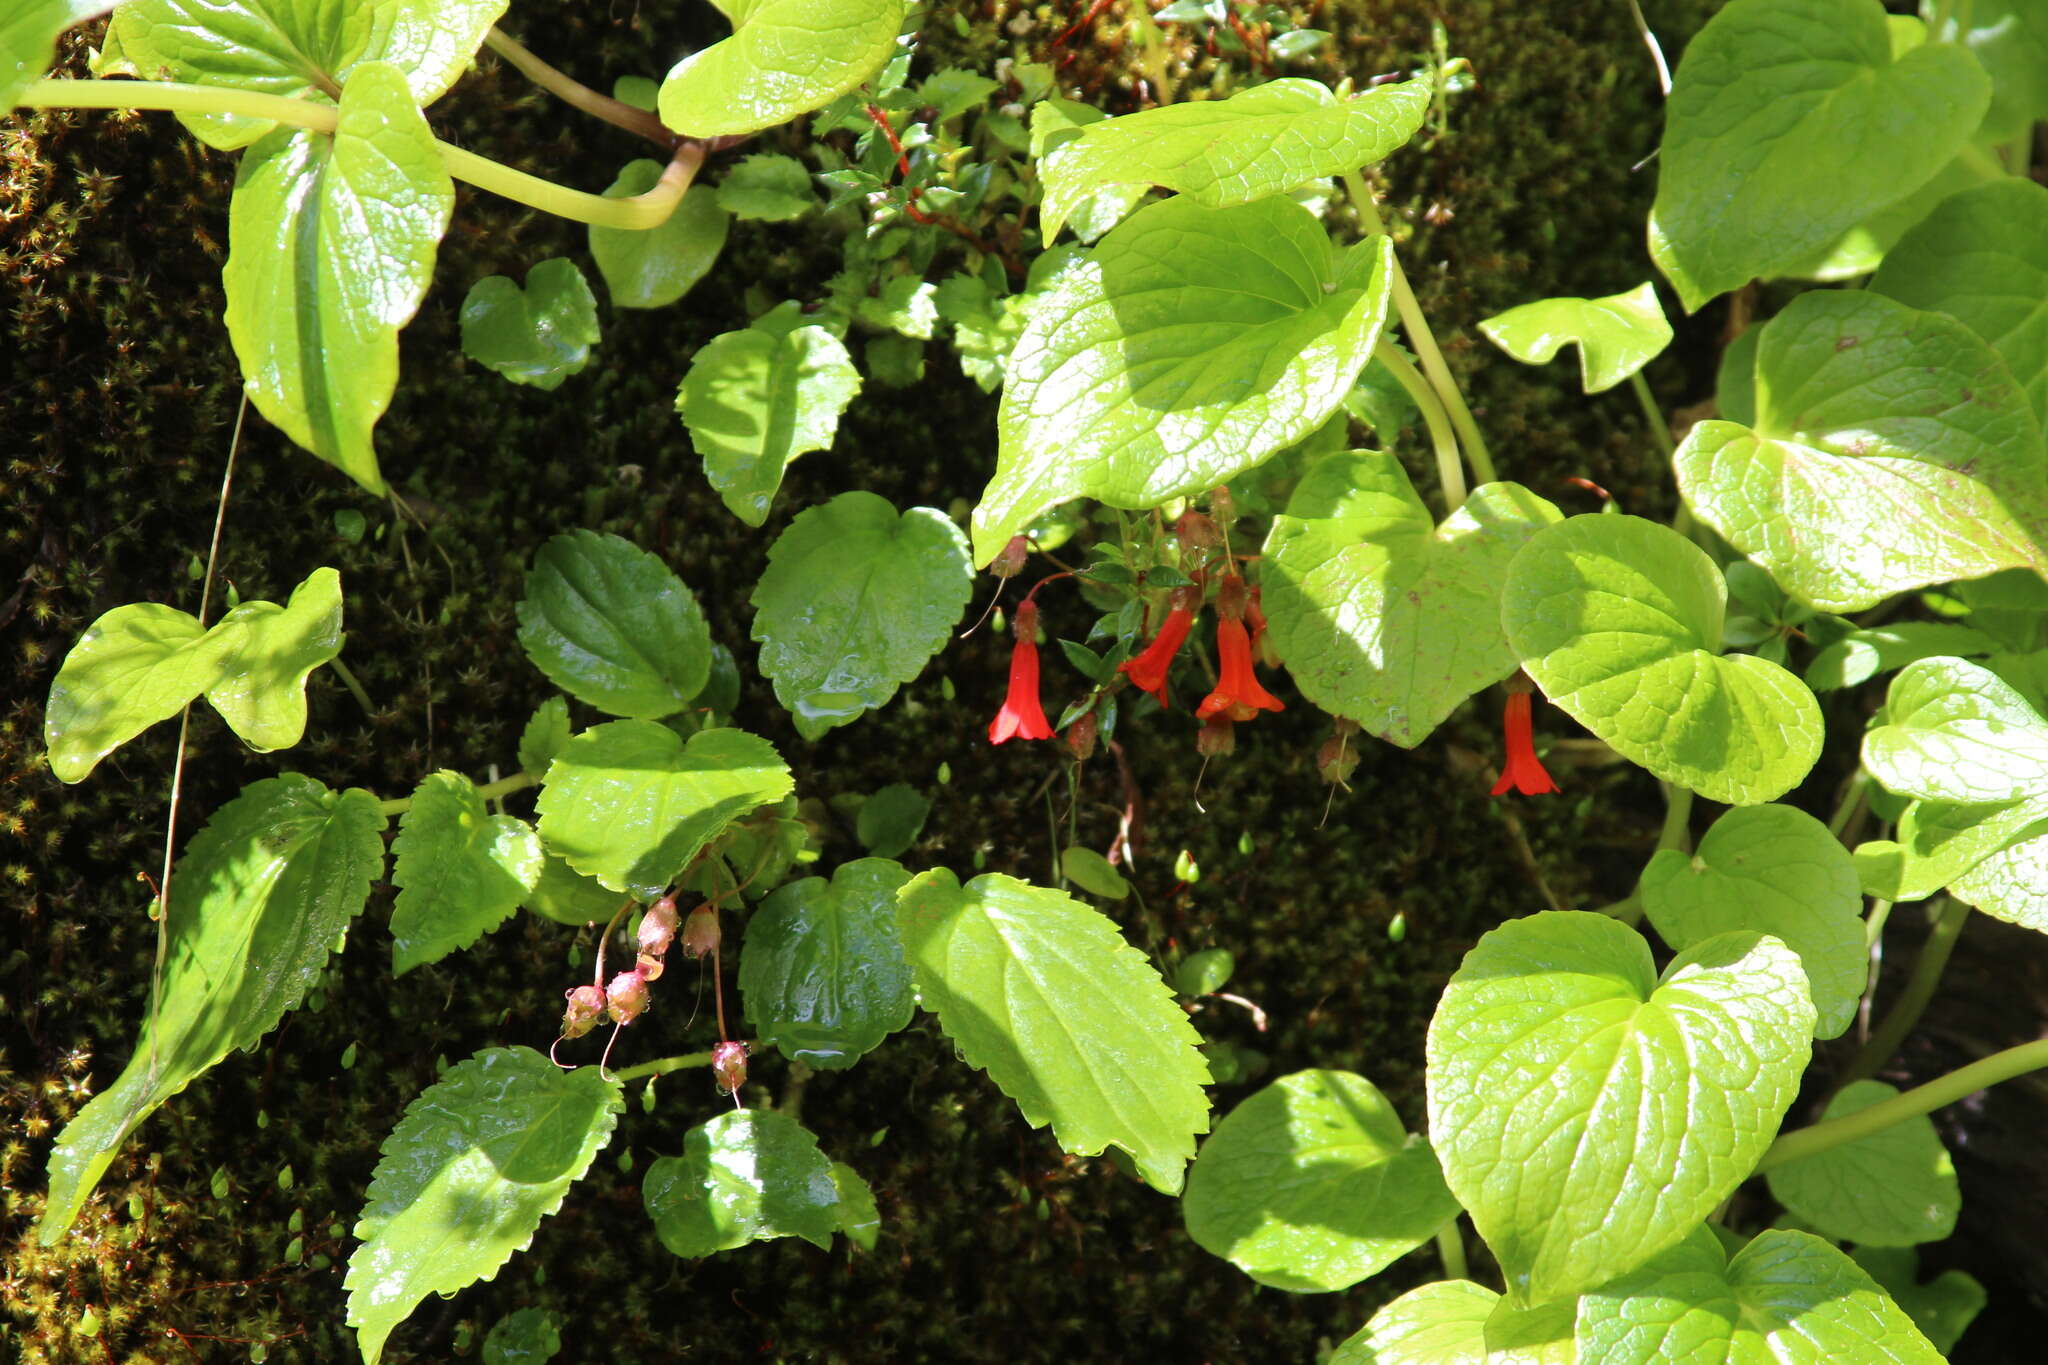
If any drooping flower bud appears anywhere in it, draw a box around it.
[1196,714,1236,757]
[712,1040,749,1095]
[637,895,679,957]
[990,534,1030,579]
[680,904,721,959]
[1174,509,1222,549]
[1066,710,1098,761]
[1317,720,1360,788]
[605,968,650,1025]
[562,984,605,1040]
[1208,485,1235,527]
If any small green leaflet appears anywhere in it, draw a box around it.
[345,1048,620,1365]
[1764,1080,1959,1247]
[1675,290,2048,612]
[45,567,344,783]
[895,871,1211,1194]
[657,0,905,138]
[1806,623,2000,692]
[715,152,818,221]
[678,322,861,526]
[535,722,793,901]
[1863,656,2048,805]
[974,196,1394,563]
[1035,76,1430,245]
[1850,1246,1987,1354]
[739,858,915,1069]
[1059,847,1129,900]
[1261,452,1560,748]
[589,164,729,308]
[515,529,712,721]
[38,775,384,1244]
[643,1108,860,1257]
[1476,282,1672,393]
[1502,515,1823,805]
[224,61,453,493]
[388,772,544,976]
[856,783,930,858]
[1426,912,1814,1304]
[517,696,572,776]
[459,258,600,391]
[1647,0,1987,310]
[1576,1226,1943,1363]
[1181,1069,1456,1293]
[1853,795,2047,906]
[750,493,972,740]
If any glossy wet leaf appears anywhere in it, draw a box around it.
[39,775,384,1244]
[1850,1246,1987,1354]
[1674,291,2048,612]
[345,1047,620,1365]
[1647,0,1987,311]
[516,530,711,721]
[679,323,861,526]
[588,163,728,308]
[1262,452,1560,748]
[739,858,913,1069]
[750,493,972,739]
[520,852,620,927]
[1427,912,1814,1303]
[203,566,347,752]
[389,773,544,976]
[643,1108,847,1257]
[657,0,904,138]
[1477,282,1672,393]
[1502,515,1823,805]
[1640,804,1865,1038]
[716,152,817,221]
[1036,76,1430,244]
[459,258,600,391]
[1330,1279,1497,1364]
[536,722,792,901]
[1182,1069,1456,1292]
[1765,1081,1959,1246]
[972,196,1394,563]
[1863,656,2048,804]
[896,870,1211,1194]
[224,61,453,493]
[856,783,929,858]
[517,696,572,776]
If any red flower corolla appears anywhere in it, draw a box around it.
[1119,587,1199,706]
[1490,691,1559,796]
[989,599,1056,744]
[1196,577,1284,722]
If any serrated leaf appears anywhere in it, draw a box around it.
[38,775,384,1244]
[1477,282,1672,393]
[1426,912,1815,1303]
[1674,291,2048,612]
[1036,76,1429,244]
[515,530,711,721]
[1262,452,1561,748]
[750,493,972,739]
[1330,1280,1497,1364]
[715,152,818,220]
[895,870,1211,1193]
[517,696,572,776]
[973,196,1394,562]
[1806,623,2000,691]
[918,66,997,121]
[1647,0,1988,311]
[459,258,600,391]
[1575,1225,1944,1363]
[535,721,792,900]
[643,1109,847,1256]
[828,1161,880,1252]
[1182,1069,1456,1293]
[588,162,729,308]
[1640,804,1865,1039]
[657,0,904,138]
[739,858,913,1069]
[856,783,929,858]
[1850,1246,1986,1354]
[1863,656,2048,804]
[678,323,861,526]
[1765,1081,1958,1246]
[1502,515,1823,805]
[389,773,544,976]
[223,61,453,493]
[482,1307,561,1365]
[203,565,346,752]
[345,1047,620,1365]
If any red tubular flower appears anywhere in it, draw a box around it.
[1119,589,1198,706]
[1196,577,1285,722]
[1490,691,1559,796]
[989,599,1056,744]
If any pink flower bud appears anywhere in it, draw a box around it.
[1196,715,1236,757]
[991,534,1030,579]
[1317,721,1360,787]
[606,969,649,1025]
[1174,509,1222,549]
[1208,485,1235,526]
[638,895,679,957]
[562,984,605,1040]
[680,904,721,959]
[712,1040,749,1095]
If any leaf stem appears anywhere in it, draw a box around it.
[1655,782,1694,855]
[374,770,537,816]
[483,27,677,149]
[1373,338,1466,510]
[1435,1217,1469,1281]
[610,1050,715,1084]
[326,657,376,719]
[1627,371,1675,459]
[1842,897,1970,1085]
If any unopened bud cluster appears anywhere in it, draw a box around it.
[560,894,702,1037]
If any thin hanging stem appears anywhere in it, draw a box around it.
[484,27,676,149]
[1374,338,1467,510]
[326,657,376,719]
[1623,0,1673,96]
[1627,371,1675,458]
[1842,898,1971,1085]
[1435,1218,1470,1281]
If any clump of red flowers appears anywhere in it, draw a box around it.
[989,598,1056,744]
[1491,683,1558,796]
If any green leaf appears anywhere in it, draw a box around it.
[973,196,1394,562]
[1640,804,1866,1039]
[643,1108,848,1256]
[1944,822,2048,931]
[515,530,711,721]
[1477,282,1672,393]
[517,696,572,776]
[715,152,818,221]
[1852,794,2046,904]
[918,66,997,121]
[1850,1246,1986,1354]
[1765,1081,1959,1247]
[203,565,347,752]
[1502,515,1823,805]
[1647,0,1988,311]
[1174,948,1234,998]
[739,858,914,1069]
[1060,847,1130,900]
[3,2,107,112]
[1863,656,2048,804]
[855,782,929,858]
[657,0,905,138]
[1182,1069,1456,1292]
[1675,291,2048,612]
[1330,1280,1497,1364]
[482,1307,561,1365]
[1928,0,2048,142]
[345,1047,620,1365]
[535,721,793,900]
[750,493,972,739]
[1036,76,1430,244]
[38,775,384,1244]
[223,61,453,493]
[1576,1225,1944,1363]
[678,323,862,526]
[1262,452,1561,748]
[1873,178,2048,428]
[389,773,544,976]
[829,1161,880,1252]
[1806,622,2000,691]
[520,852,620,927]
[459,258,600,391]
[588,162,729,308]
[895,870,1211,1194]
[1028,99,1146,244]
[1426,912,1814,1303]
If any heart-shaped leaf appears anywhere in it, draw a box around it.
[1851,1247,1987,1354]
[657,0,905,138]
[1863,656,2048,804]
[856,783,929,858]
[739,858,914,1069]
[1477,282,1672,393]
[515,530,711,721]
[459,258,600,391]
[202,566,347,752]
[1765,1080,1959,1247]
[588,162,729,309]
[389,773,544,976]
[643,1108,854,1257]
[679,323,862,526]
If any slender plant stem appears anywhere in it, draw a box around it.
[1435,1218,1469,1281]
[1623,0,1673,95]
[611,1051,715,1084]
[484,27,675,148]
[1759,1036,2048,1172]
[1375,338,1467,509]
[1827,772,1870,840]
[326,657,376,719]
[1594,890,1644,926]
[1656,782,1694,854]
[1864,897,1894,953]
[375,770,538,816]
[1842,897,1970,1085]
[1627,371,1675,458]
